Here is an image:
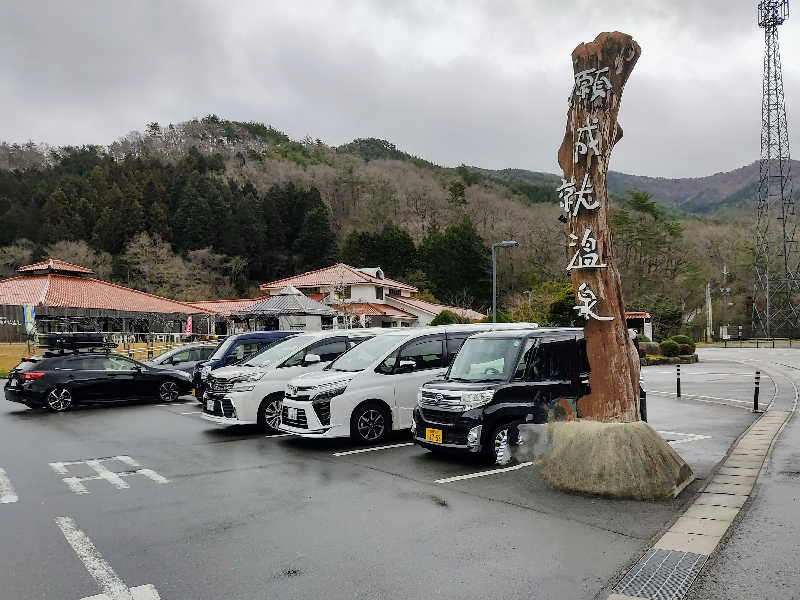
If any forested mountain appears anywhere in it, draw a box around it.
[479,160,800,216]
[0,116,756,337]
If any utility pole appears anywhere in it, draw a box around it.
[491,240,518,322]
[705,282,713,342]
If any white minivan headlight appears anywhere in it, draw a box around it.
[461,390,495,410]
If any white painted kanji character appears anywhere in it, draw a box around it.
[567,228,607,271]
[591,67,612,102]
[573,116,600,164]
[573,69,596,102]
[573,282,614,321]
[557,178,576,214]
[570,173,599,217]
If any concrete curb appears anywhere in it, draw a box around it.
[608,410,792,600]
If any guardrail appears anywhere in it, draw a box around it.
[720,338,796,348]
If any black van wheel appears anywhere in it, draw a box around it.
[351,403,390,444]
[485,424,514,466]
[257,395,283,433]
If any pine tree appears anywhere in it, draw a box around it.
[293,203,338,273]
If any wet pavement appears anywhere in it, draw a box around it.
[685,350,799,600]
[0,350,781,600]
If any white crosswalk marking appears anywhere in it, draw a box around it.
[50,456,169,494]
[55,516,161,600]
[657,430,713,446]
[0,468,18,504]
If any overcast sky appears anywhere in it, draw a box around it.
[2,0,798,178]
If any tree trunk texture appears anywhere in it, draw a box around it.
[557,32,641,422]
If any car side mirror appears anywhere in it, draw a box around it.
[304,353,321,364]
[397,359,416,373]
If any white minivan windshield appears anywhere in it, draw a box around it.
[243,336,311,367]
[328,333,411,372]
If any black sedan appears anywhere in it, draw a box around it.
[4,352,193,411]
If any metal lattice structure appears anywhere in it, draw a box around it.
[753,0,796,337]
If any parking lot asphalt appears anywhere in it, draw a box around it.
[0,352,771,600]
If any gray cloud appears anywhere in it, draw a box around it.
[1,0,798,177]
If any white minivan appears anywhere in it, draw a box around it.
[280,323,537,443]
[201,329,385,431]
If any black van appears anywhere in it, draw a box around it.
[412,328,590,465]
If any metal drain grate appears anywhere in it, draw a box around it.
[614,548,707,600]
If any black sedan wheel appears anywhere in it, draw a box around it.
[46,387,73,412]
[258,396,282,432]
[158,380,180,403]
[351,404,390,444]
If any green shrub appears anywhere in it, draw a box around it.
[660,339,680,357]
[431,310,470,325]
[671,334,695,353]
[678,343,693,355]
[636,333,651,343]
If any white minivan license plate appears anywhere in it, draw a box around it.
[206,400,214,411]
[287,407,298,421]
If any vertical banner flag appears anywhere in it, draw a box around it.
[186,315,193,335]
[23,306,35,334]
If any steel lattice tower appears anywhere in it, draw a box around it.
[753,0,796,337]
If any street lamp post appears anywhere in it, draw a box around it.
[491,240,519,323]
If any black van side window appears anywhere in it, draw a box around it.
[513,339,535,380]
[528,339,573,381]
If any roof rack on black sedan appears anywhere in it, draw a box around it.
[36,332,116,354]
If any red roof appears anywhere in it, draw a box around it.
[187,298,265,315]
[387,295,485,321]
[17,258,93,274]
[260,264,417,293]
[331,302,416,318]
[0,274,207,315]
[625,312,651,320]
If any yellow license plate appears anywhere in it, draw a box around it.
[425,428,443,443]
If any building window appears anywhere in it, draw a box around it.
[334,286,351,300]
[390,288,400,296]
[375,286,384,300]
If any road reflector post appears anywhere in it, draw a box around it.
[639,388,647,422]
[676,364,681,399]
[753,370,761,413]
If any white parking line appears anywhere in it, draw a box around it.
[265,434,293,438]
[333,442,415,456]
[55,516,161,600]
[435,461,534,484]
[179,411,202,415]
[0,468,18,504]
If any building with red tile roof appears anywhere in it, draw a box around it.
[258,263,484,328]
[186,298,265,316]
[259,263,417,294]
[386,295,485,325]
[0,258,208,335]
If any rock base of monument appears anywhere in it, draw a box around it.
[537,420,695,500]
